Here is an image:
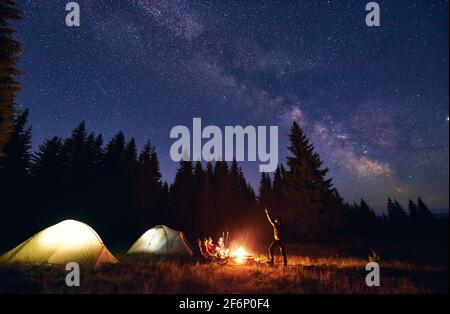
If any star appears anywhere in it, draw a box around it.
[14,0,450,212]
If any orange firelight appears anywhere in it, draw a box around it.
[232,246,248,264]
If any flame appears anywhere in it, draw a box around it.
[232,246,248,264]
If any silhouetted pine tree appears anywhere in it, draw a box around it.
[122,138,138,236]
[408,199,420,223]
[0,0,22,158]
[387,198,408,238]
[0,110,32,242]
[282,121,343,240]
[272,165,285,212]
[192,161,205,239]
[136,143,152,214]
[359,199,379,235]
[258,172,272,209]
[342,202,355,235]
[380,213,390,238]
[343,199,379,237]
[200,162,214,235]
[84,133,104,221]
[213,160,231,232]
[160,181,170,224]
[229,161,258,238]
[101,131,126,241]
[170,159,194,235]
[228,160,242,220]
[149,145,163,210]
[417,197,435,224]
[136,142,163,231]
[63,122,88,214]
[408,198,420,236]
[0,110,31,180]
[31,136,66,225]
[417,197,436,238]
[32,136,65,179]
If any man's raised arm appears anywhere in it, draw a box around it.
[264,208,274,226]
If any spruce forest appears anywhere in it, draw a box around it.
[0,112,446,250]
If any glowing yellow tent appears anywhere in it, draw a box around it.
[127,225,193,256]
[0,220,118,267]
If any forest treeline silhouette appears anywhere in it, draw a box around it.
[0,111,447,250]
[0,1,446,251]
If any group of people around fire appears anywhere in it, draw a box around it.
[197,208,288,267]
[198,236,229,259]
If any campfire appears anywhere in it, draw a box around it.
[230,245,253,264]
[198,231,256,265]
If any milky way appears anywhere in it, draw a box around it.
[16,0,449,212]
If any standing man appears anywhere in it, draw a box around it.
[265,208,287,267]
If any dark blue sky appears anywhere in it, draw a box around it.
[15,0,449,212]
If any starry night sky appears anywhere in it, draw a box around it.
[15,0,449,212]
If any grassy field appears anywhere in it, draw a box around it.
[0,239,447,294]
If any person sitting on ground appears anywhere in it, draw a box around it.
[197,239,209,258]
[203,238,210,253]
[217,237,229,257]
[205,237,218,256]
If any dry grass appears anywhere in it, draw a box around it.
[0,241,447,294]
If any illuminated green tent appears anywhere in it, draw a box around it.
[127,225,193,256]
[0,220,118,267]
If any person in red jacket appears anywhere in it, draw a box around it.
[205,237,218,256]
